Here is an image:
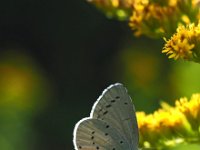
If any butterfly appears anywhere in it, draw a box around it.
[73,83,139,150]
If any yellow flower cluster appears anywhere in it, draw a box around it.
[88,0,133,7]
[89,0,200,38]
[88,0,133,20]
[137,93,200,149]
[176,94,200,131]
[129,0,177,38]
[129,0,200,38]
[162,22,200,61]
[88,0,200,62]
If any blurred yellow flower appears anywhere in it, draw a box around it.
[88,0,133,20]
[136,93,200,149]
[176,94,200,131]
[0,51,52,114]
[136,108,190,148]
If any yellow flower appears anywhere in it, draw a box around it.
[136,107,190,148]
[129,0,200,38]
[162,22,200,62]
[176,94,200,131]
[88,0,133,8]
[136,93,200,149]
[129,0,178,38]
[136,112,158,147]
[88,0,200,38]
[136,94,200,149]
[88,0,133,20]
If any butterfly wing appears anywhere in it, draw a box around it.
[73,117,130,150]
[90,83,139,149]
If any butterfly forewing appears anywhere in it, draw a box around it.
[90,83,139,149]
[74,118,130,150]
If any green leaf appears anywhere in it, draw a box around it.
[167,143,200,150]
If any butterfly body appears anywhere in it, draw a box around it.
[73,83,139,150]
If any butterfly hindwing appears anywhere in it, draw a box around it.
[90,83,139,149]
[73,118,130,150]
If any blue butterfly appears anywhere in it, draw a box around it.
[73,83,139,150]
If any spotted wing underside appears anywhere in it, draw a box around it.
[73,83,139,150]
[73,118,129,150]
[90,83,138,148]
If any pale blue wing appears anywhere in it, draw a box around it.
[90,83,139,150]
[73,118,130,150]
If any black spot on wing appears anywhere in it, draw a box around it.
[115,96,120,99]
[106,104,112,108]
[95,94,124,121]
[110,99,116,103]
[103,111,108,115]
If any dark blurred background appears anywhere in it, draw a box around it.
[1,0,200,150]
